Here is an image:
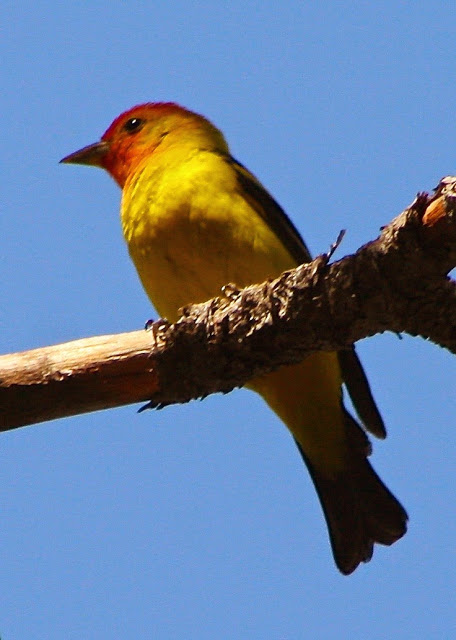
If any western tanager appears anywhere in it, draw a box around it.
[61,103,407,574]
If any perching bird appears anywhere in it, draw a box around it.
[61,102,407,574]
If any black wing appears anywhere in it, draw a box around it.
[228,155,386,438]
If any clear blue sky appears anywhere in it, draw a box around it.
[1,2,455,638]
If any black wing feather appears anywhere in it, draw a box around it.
[227,155,386,438]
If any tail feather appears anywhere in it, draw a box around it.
[295,412,408,575]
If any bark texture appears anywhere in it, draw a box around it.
[1,178,456,431]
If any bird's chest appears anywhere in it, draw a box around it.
[120,160,293,321]
[121,185,249,321]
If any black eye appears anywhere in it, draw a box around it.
[123,117,144,133]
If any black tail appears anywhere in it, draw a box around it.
[295,412,408,575]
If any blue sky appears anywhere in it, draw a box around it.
[1,2,455,638]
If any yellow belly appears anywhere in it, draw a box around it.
[122,152,345,470]
[122,156,294,321]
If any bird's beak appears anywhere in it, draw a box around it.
[60,140,109,167]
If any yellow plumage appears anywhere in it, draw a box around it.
[123,154,290,309]
[61,102,407,574]
[122,147,344,470]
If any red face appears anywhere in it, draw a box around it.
[61,102,185,187]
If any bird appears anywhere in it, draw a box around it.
[61,102,407,574]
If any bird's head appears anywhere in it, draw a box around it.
[60,102,228,188]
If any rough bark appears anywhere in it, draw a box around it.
[1,178,456,431]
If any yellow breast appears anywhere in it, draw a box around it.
[121,144,343,470]
[121,150,294,321]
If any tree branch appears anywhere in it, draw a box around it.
[1,178,456,431]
